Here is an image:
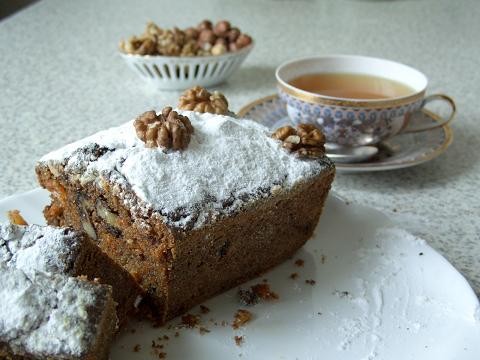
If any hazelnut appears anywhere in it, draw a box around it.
[236,33,252,48]
[198,29,217,45]
[184,27,199,40]
[211,43,227,56]
[215,37,228,47]
[226,28,241,43]
[197,19,213,31]
[228,42,239,52]
[214,20,231,36]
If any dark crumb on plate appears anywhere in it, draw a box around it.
[393,208,398,212]
[320,254,326,264]
[221,320,228,327]
[163,335,169,340]
[133,344,141,352]
[238,288,259,306]
[262,278,268,283]
[199,327,211,335]
[234,335,245,346]
[200,304,210,314]
[305,279,316,285]
[232,309,253,329]
[174,331,180,337]
[158,352,167,359]
[130,328,136,333]
[151,340,163,349]
[294,259,304,267]
[317,312,322,315]
[290,272,299,279]
[419,252,424,256]
[238,283,279,305]
[333,290,350,298]
[181,313,199,328]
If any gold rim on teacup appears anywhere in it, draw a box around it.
[275,55,456,147]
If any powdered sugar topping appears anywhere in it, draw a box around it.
[40,111,333,229]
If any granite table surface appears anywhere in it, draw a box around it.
[0,0,479,295]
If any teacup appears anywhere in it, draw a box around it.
[276,55,456,147]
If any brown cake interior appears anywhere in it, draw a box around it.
[37,164,334,322]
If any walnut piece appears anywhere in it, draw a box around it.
[178,86,229,115]
[7,210,28,225]
[134,107,194,150]
[272,124,326,158]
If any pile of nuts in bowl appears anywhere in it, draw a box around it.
[119,20,253,57]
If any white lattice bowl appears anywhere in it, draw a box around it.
[120,43,253,90]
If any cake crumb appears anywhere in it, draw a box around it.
[133,344,141,352]
[320,254,326,264]
[262,278,268,283]
[181,314,199,328]
[199,327,211,335]
[130,328,136,334]
[234,335,245,346]
[333,290,351,299]
[305,279,316,285]
[238,283,279,305]
[290,272,299,279]
[158,352,167,359]
[221,320,228,327]
[151,340,163,349]
[232,309,253,329]
[294,259,304,267]
[174,331,180,337]
[163,335,169,340]
[251,283,279,300]
[200,305,210,314]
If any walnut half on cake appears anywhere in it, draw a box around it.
[36,106,335,323]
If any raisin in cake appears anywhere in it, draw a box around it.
[36,110,335,323]
[0,223,117,360]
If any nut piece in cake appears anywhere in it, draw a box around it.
[232,309,253,329]
[6,209,28,225]
[178,86,229,115]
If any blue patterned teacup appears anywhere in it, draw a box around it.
[276,55,455,147]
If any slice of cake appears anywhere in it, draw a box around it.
[0,223,143,325]
[36,89,335,323]
[0,224,117,360]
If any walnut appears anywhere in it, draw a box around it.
[272,124,326,158]
[178,86,229,115]
[181,40,199,56]
[120,35,156,55]
[226,27,241,42]
[184,27,199,40]
[134,107,194,150]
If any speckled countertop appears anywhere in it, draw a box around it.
[0,0,479,295]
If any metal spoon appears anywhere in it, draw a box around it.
[325,144,379,164]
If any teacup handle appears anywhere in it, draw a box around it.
[402,94,456,133]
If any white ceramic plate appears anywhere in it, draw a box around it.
[238,95,453,173]
[1,189,479,360]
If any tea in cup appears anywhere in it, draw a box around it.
[276,55,455,147]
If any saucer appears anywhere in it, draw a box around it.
[238,95,453,173]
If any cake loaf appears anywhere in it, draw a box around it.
[36,107,335,323]
[0,223,117,360]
